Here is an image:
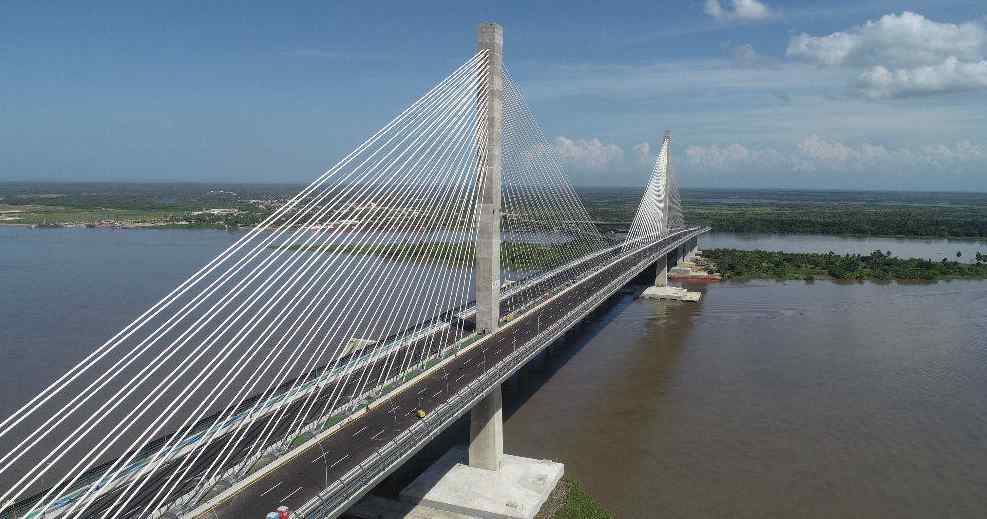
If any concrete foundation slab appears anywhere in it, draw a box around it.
[398,447,563,519]
[641,286,701,302]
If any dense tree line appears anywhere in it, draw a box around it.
[704,248,987,281]
[686,206,987,238]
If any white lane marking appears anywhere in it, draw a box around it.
[456,374,465,382]
[432,390,442,398]
[417,387,428,395]
[352,425,368,437]
[259,481,282,496]
[281,486,303,502]
[330,454,350,469]
[371,428,386,440]
[312,452,329,464]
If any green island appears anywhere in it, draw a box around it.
[703,248,987,281]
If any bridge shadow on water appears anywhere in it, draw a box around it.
[360,268,663,503]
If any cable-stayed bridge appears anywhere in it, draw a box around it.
[0,23,706,519]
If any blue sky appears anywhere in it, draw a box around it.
[2,1,986,190]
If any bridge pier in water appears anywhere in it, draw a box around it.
[655,254,668,286]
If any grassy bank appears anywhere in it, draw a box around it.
[537,478,613,519]
[703,248,987,281]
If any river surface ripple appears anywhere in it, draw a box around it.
[506,279,987,518]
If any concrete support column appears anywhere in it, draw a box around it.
[469,386,504,471]
[655,255,668,287]
[470,22,504,472]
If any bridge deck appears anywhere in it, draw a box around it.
[203,227,704,519]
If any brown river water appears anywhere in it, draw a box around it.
[2,228,986,517]
[503,279,987,518]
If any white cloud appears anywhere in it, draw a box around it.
[786,11,987,98]
[633,142,652,164]
[787,12,985,67]
[856,58,987,99]
[686,135,985,174]
[704,0,776,22]
[685,143,788,170]
[553,137,625,171]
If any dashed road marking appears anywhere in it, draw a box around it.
[352,425,368,437]
[371,428,386,440]
[330,454,350,469]
[260,481,282,496]
[281,486,303,502]
[311,452,329,464]
[432,390,442,398]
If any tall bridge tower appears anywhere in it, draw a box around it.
[470,22,505,472]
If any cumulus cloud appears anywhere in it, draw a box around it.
[633,142,652,165]
[685,143,789,170]
[787,12,985,67]
[855,58,987,99]
[786,11,987,98]
[704,0,775,22]
[553,137,624,171]
[686,135,985,174]
[798,134,985,166]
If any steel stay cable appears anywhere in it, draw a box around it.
[171,84,494,504]
[8,56,489,517]
[0,53,487,456]
[0,55,488,506]
[348,93,488,405]
[394,98,490,379]
[315,87,487,413]
[90,66,492,519]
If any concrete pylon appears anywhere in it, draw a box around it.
[475,22,502,336]
[470,22,504,472]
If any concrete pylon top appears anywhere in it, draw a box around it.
[478,22,503,48]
